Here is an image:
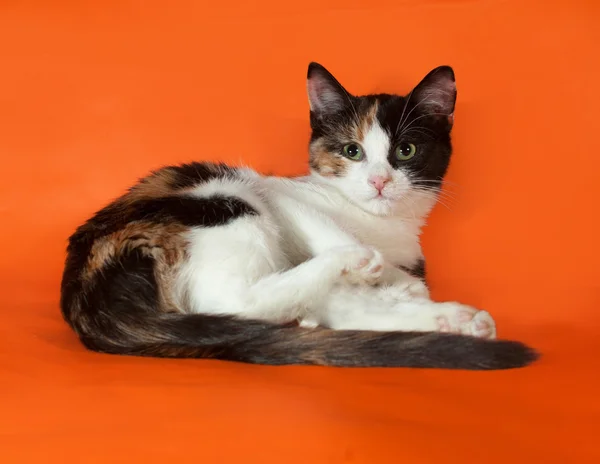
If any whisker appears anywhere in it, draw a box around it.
[412,187,458,209]
[399,112,449,137]
[434,198,453,211]
[412,184,453,195]
[340,89,360,126]
[412,183,457,196]
[412,184,456,196]
[412,181,459,194]
[435,194,458,206]
[414,188,455,210]
[412,179,455,184]
[395,89,414,135]
[396,94,432,135]
[400,128,437,140]
[403,125,437,135]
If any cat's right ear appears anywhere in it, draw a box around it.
[307,62,350,117]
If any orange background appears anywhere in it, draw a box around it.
[1,1,599,462]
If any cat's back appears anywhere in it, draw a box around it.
[63,162,261,261]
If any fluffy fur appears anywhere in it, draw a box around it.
[60,63,538,369]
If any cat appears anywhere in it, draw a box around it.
[60,62,538,369]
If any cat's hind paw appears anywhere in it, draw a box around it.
[435,304,497,339]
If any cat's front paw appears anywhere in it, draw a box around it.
[434,303,497,339]
[336,245,384,286]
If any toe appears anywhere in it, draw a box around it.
[436,315,451,332]
[355,257,370,269]
[471,311,497,339]
[458,310,474,323]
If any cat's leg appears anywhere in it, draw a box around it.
[316,286,496,339]
[235,244,385,321]
[180,215,384,323]
[270,195,428,294]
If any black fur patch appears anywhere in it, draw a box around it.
[410,258,426,279]
[128,195,257,227]
[376,94,452,186]
[397,258,427,281]
[167,162,240,189]
[81,248,158,322]
[69,193,256,251]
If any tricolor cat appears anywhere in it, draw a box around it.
[60,63,537,369]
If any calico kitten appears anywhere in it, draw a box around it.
[60,63,538,369]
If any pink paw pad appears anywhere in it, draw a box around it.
[458,310,474,322]
[474,319,493,337]
[356,258,370,269]
[436,316,451,332]
[370,264,382,273]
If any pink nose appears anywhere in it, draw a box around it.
[369,175,391,192]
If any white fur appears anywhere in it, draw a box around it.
[174,122,496,338]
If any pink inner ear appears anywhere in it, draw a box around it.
[441,76,456,91]
[308,77,344,113]
[423,76,456,114]
[447,113,454,125]
[307,79,324,109]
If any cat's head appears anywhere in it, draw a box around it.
[307,62,456,217]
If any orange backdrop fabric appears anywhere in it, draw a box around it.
[1,1,599,463]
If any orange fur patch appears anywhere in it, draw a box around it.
[84,222,187,276]
[83,221,188,312]
[355,101,378,141]
[309,140,348,177]
[126,169,183,204]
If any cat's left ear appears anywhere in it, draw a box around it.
[410,66,457,125]
[307,62,352,117]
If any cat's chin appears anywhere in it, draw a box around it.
[361,197,396,217]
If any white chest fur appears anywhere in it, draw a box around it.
[257,174,426,269]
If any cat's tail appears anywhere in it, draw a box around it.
[77,313,538,370]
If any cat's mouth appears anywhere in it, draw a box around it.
[371,189,393,200]
[369,192,384,200]
[370,191,392,202]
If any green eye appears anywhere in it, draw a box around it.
[342,143,364,160]
[395,142,416,160]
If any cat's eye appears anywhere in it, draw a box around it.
[395,143,416,160]
[342,143,364,161]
